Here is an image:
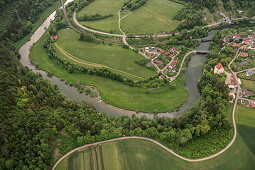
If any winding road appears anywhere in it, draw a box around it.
[52,44,250,169]
[51,1,253,168]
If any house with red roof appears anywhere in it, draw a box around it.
[233,34,240,40]
[164,52,170,56]
[169,60,178,71]
[155,59,163,66]
[214,63,224,74]
[243,40,250,44]
[241,52,248,57]
[233,43,240,47]
[51,35,58,40]
[159,75,165,79]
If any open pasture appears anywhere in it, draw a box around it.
[77,0,125,34]
[121,0,183,34]
[55,28,156,80]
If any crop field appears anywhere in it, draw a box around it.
[55,28,155,80]
[30,29,188,112]
[55,104,255,170]
[55,127,255,170]
[121,0,183,34]
[77,0,125,34]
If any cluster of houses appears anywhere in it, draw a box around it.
[232,33,255,50]
[214,63,255,108]
[144,46,179,72]
[241,99,255,108]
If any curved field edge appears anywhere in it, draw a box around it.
[54,104,255,170]
[121,0,183,34]
[29,29,188,113]
[54,28,156,80]
[77,0,125,34]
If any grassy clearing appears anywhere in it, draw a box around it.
[236,104,255,128]
[30,29,188,112]
[241,79,255,90]
[14,0,62,49]
[121,0,183,34]
[55,28,155,80]
[77,0,125,34]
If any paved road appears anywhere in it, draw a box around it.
[169,50,196,82]
[56,1,249,166]
[236,67,255,74]
[73,11,123,37]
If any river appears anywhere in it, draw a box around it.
[19,4,217,118]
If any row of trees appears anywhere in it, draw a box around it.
[127,0,148,11]
[78,13,114,21]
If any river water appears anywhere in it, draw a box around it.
[19,5,217,118]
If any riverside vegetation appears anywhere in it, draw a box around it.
[1,0,255,169]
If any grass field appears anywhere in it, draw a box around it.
[121,0,183,34]
[241,79,255,90]
[55,28,155,80]
[56,130,255,170]
[30,29,188,112]
[77,0,125,34]
[236,104,255,128]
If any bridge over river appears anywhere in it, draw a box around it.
[195,50,210,54]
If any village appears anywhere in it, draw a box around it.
[140,46,182,80]
[214,32,255,109]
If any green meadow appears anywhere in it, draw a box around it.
[55,28,155,80]
[121,0,183,34]
[30,29,188,113]
[77,0,125,34]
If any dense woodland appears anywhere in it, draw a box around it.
[0,0,60,43]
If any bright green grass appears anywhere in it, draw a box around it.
[55,28,155,80]
[30,29,188,112]
[55,103,255,170]
[236,104,255,128]
[15,0,63,49]
[77,0,125,34]
[121,0,183,34]
[102,142,121,170]
[56,134,255,170]
[241,79,255,90]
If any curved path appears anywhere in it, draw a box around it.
[168,50,196,82]
[73,11,122,37]
[51,1,243,167]
[52,46,245,170]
